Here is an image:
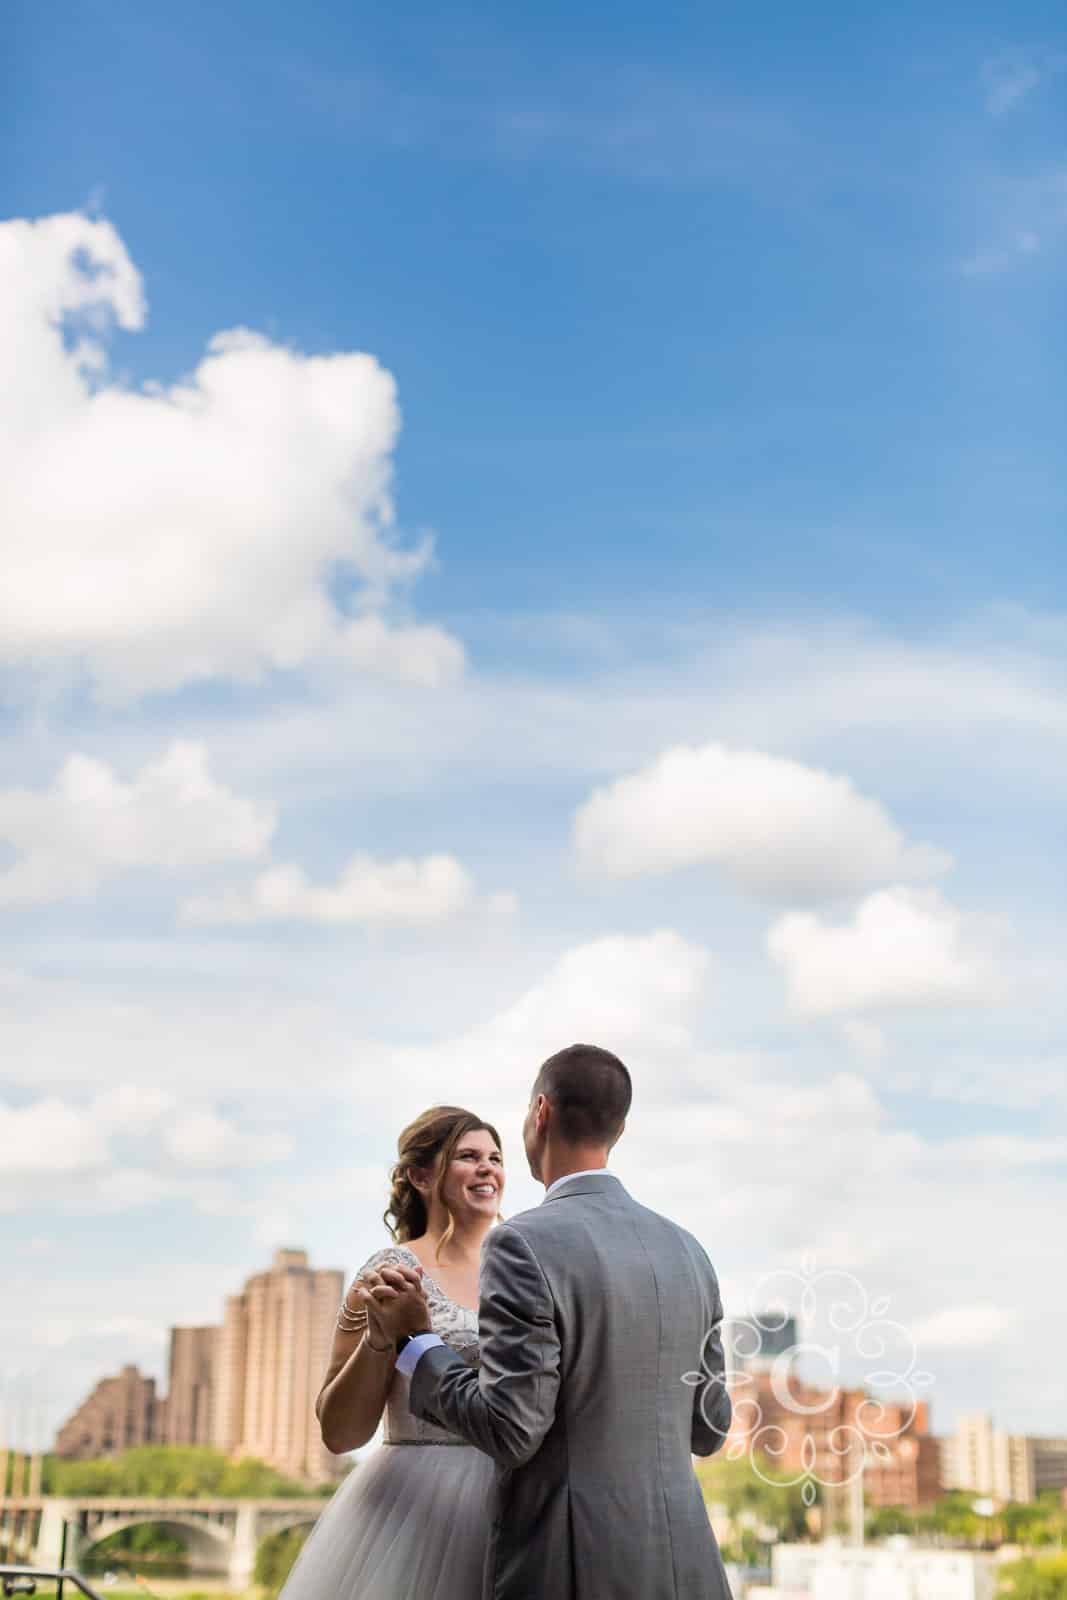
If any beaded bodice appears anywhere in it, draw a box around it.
[355,1245,480,1446]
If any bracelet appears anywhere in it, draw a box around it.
[336,1293,369,1334]
[363,1331,395,1355]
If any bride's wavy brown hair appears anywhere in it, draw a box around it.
[384,1105,504,1261]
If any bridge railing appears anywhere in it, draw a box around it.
[0,1567,106,1600]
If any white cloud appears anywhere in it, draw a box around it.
[163,1108,292,1168]
[90,1083,178,1132]
[960,231,1042,277]
[923,1060,1067,1110]
[768,886,1000,1017]
[0,964,361,1101]
[336,614,465,688]
[488,929,709,1057]
[372,928,714,1132]
[0,212,464,699]
[90,1169,237,1214]
[1,598,1066,1438]
[839,1018,887,1060]
[960,169,1067,277]
[0,1097,110,1174]
[573,741,948,901]
[0,1089,291,1206]
[981,50,1064,116]
[41,1317,168,1351]
[0,740,273,905]
[934,1133,1067,1167]
[182,851,479,926]
[0,934,1064,1438]
[909,1304,1020,1350]
[983,54,1042,116]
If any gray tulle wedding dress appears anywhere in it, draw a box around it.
[278,1245,494,1599]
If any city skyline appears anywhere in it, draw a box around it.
[37,1321,1067,1516]
[49,1247,343,1484]
[16,1251,1065,1476]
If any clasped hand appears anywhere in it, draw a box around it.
[355,1264,432,1347]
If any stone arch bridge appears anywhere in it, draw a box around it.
[1,1495,327,1587]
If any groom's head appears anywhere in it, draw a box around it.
[523,1043,632,1183]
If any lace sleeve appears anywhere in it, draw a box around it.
[353,1245,417,1282]
[346,1246,419,1302]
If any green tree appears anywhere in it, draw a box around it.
[43,1445,326,1499]
[83,1522,190,1577]
[997,1555,1067,1600]
[695,1450,815,1562]
[254,1526,311,1595]
[868,1505,917,1539]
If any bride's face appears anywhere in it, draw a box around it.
[439,1127,504,1222]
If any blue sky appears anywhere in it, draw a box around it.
[9,0,1066,623]
[2,0,1065,1453]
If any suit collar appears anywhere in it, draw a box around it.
[542,1171,624,1204]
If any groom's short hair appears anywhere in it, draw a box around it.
[533,1043,632,1145]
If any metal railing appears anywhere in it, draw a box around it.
[0,1569,106,1600]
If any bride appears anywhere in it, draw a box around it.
[278,1105,504,1599]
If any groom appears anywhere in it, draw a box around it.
[365,1043,733,1600]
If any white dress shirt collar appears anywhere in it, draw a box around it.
[543,1168,620,1201]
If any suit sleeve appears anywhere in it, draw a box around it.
[408,1223,560,1469]
[691,1265,732,1457]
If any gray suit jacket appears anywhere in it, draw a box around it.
[409,1173,733,1600]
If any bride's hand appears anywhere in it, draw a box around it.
[348,1273,395,1350]
[353,1268,421,1347]
[359,1265,432,1341]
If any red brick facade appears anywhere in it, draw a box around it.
[728,1369,940,1509]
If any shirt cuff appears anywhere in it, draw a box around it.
[395,1331,444,1378]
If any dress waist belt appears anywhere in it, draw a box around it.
[382,1437,472,1447]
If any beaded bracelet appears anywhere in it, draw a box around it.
[336,1288,369,1333]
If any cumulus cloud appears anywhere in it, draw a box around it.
[909,1304,1021,1349]
[376,928,714,1126]
[163,1108,292,1168]
[981,50,1064,116]
[573,741,948,901]
[182,851,480,926]
[0,212,464,698]
[768,886,1000,1017]
[934,1133,1067,1168]
[922,1060,1067,1110]
[0,1088,291,1204]
[0,964,358,1100]
[483,928,710,1062]
[839,1017,887,1060]
[0,1097,111,1174]
[2,935,1065,1437]
[0,740,273,905]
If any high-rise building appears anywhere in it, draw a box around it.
[165,1326,220,1447]
[723,1313,800,1379]
[212,1247,344,1484]
[1032,1437,1067,1497]
[53,1247,344,1483]
[944,1413,998,1495]
[54,1364,160,1459]
[992,1432,1036,1503]
[212,1292,249,1463]
[941,1414,1067,1504]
